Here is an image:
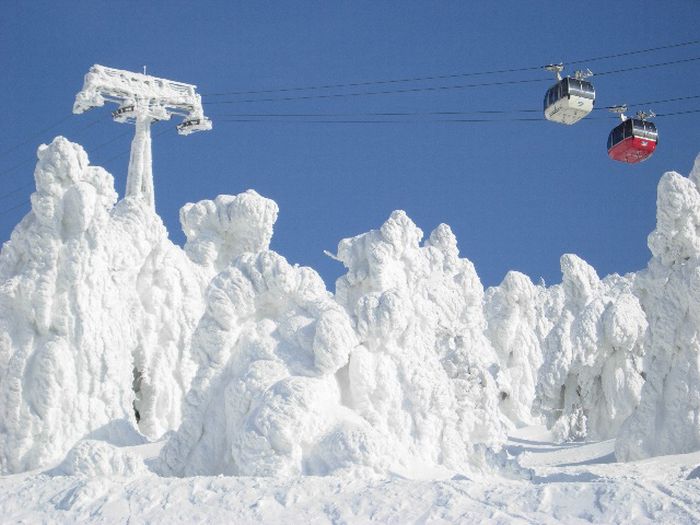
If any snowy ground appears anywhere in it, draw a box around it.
[1,426,698,524]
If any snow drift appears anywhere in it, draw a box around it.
[2,135,700,477]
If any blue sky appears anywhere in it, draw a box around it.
[2,1,699,288]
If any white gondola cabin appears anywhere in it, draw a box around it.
[543,65,595,125]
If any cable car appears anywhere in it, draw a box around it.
[607,107,658,164]
[177,117,213,136]
[543,64,595,125]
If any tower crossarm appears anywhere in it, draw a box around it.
[72,64,209,124]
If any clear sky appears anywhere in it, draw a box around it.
[2,1,699,288]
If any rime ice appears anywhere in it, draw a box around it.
[0,138,202,473]
[2,137,700,478]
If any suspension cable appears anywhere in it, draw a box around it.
[208,94,700,120]
[213,107,700,125]
[203,39,700,97]
[207,56,700,106]
[0,115,110,179]
[0,114,73,157]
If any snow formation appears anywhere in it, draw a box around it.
[333,213,508,475]
[534,256,647,441]
[616,158,700,460]
[159,248,363,477]
[0,138,202,473]
[3,136,700,478]
[52,439,147,478]
[161,210,512,477]
[484,271,552,426]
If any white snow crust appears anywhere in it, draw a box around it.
[2,136,700,521]
[2,431,700,524]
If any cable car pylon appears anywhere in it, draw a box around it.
[72,65,212,209]
[606,105,658,163]
[543,64,596,125]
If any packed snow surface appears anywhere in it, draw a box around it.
[2,429,700,524]
[1,137,700,522]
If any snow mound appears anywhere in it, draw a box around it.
[160,250,363,477]
[534,255,647,441]
[334,212,507,474]
[52,440,146,477]
[616,164,700,461]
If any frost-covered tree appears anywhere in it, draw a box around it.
[0,138,204,473]
[161,210,517,478]
[333,212,508,474]
[534,255,647,442]
[160,195,367,477]
[484,271,555,426]
[616,157,700,460]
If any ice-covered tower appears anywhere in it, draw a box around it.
[73,65,212,209]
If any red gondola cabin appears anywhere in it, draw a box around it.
[607,118,658,164]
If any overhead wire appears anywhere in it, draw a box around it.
[655,108,700,117]
[209,94,700,121]
[0,114,109,179]
[0,199,32,219]
[203,38,700,97]
[621,94,700,108]
[206,56,700,106]
[207,77,550,105]
[0,182,33,202]
[0,114,73,157]
[214,106,700,125]
[0,119,180,210]
[3,40,700,217]
[0,113,107,160]
[210,108,541,118]
[594,56,700,77]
